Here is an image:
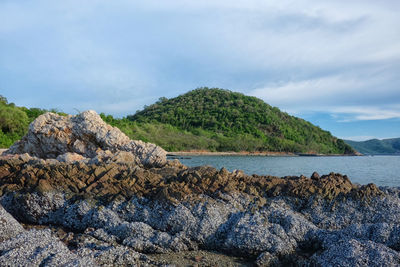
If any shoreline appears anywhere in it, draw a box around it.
[167,151,296,156]
[1,149,360,157]
[167,150,361,157]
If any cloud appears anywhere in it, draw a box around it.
[332,106,400,121]
[340,135,380,141]
[0,0,399,122]
[249,71,400,122]
[249,76,365,105]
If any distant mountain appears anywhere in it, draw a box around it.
[128,87,355,154]
[345,138,400,155]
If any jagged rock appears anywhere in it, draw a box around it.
[0,156,383,205]
[0,204,25,242]
[311,171,320,180]
[0,229,95,266]
[6,110,167,167]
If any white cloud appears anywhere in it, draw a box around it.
[249,76,365,105]
[340,136,379,141]
[332,106,400,121]
[1,0,399,121]
[250,74,400,122]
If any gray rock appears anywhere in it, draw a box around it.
[0,204,25,242]
[6,110,166,167]
[177,197,241,247]
[2,188,400,266]
[1,192,65,224]
[61,200,97,231]
[72,233,154,266]
[87,228,118,244]
[223,211,296,256]
[266,199,317,242]
[311,234,400,267]
[255,251,280,267]
[0,229,95,266]
[121,222,191,253]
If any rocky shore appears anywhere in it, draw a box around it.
[0,111,399,266]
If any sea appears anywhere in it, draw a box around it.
[176,155,400,187]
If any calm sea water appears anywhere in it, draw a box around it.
[176,155,400,187]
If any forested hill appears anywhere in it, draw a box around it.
[0,89,354,154]
[345,138,400,155]
[128,88,354,154]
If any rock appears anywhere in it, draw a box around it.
[6,110,167,167]
[0,204,25,242]
[0,229,95,266]
[109,150,136,163]
[311,171,320,180]
[255,251,280,267]
[223,211,296,256]
[0,156,384,206]
[0,146,395,266]
[71,233,155,266]
[351,183,383,199]
[121,222,189,253]
[310,234,400,267]
[0,192,65,224]
[57,152,86,163]
[0,185,399,266]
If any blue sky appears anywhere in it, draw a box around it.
[1,0,399,141]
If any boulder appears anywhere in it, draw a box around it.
[311,234,400,266]
[6,110,166,167]
[0,229,95,266]
[0,204,25,242]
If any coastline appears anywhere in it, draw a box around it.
[1,148,361,157]
[167,150,361,157]
[167,150,296,156]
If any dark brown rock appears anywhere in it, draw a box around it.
[0,156,383,203]
[311,172,320,180]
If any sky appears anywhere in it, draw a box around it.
[1,0,399,141]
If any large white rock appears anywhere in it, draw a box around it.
[6,110,167,167]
